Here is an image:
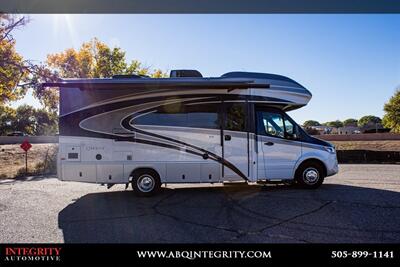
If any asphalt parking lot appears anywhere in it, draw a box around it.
[0,164,399,243]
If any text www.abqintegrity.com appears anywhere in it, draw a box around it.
[137,250,272,260]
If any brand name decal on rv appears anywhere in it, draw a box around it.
[85,146,105,151]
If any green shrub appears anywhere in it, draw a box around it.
[34,147,58,175]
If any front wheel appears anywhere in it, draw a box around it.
[131,169,161,196]
[295,162,325,189]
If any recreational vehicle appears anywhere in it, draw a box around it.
[43,70,338,196]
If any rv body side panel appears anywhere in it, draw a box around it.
[58,135,223,184]
[56,77,316,185]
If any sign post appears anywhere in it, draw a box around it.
[20,140,32,174]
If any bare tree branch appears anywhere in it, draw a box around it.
[0,16,27,42]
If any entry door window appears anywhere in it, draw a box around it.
[225,103,247,132]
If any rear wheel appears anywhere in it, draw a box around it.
[295,161,325,189]
[131,169,161,196]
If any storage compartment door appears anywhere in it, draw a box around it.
[62,164,96,182]
[200,163,221,182]
[166,163,201,183]
[96,164,125,183]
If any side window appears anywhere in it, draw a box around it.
[186,103,220,129]
[132,104,186,126]
[258,111,285,138]
[132,102,220,129]
[225,103,247,132]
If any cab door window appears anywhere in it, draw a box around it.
[283,116,296,139]
[257,110,296,139]
[259,112,284,138]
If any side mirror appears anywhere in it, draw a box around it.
[286,125,300,140]
[286,133,297,140]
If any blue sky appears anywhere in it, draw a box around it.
[11,14,400,124]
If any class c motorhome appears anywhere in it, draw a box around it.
[43,70,338,196]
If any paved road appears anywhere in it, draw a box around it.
[0,164,399,243]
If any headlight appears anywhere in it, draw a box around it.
[324,146,336,154]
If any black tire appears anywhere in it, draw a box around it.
[131,169,161,196]
[295,161,325,189]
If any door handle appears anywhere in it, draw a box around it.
[224,135,232,141]
[264,142,274,146]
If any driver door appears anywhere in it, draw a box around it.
[256,109,302,179]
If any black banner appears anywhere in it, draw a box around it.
[1,0,400,13]
[0,244,398,266]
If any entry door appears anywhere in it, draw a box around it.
[256,109,301,179]
[222,102,249,180]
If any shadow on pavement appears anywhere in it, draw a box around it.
[58,183,400,243]
[0,174,56,184]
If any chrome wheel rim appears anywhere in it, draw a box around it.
[137,175,155,192]
[302,167,319,185]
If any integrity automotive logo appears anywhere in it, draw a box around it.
[2,247,62,263]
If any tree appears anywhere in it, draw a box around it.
[325,120,343,128]
[382,89,400,133]
[39,38,167,112]
[0,14,59,112]
[2,104,58,135]
[0,14,29,104]
[0,105,16,135]
[358,115,381,128]
[13,104,37,135]
[303,120,320,127]
[34,108,58,135]
[46,38,166,78]
[343,118,358,127]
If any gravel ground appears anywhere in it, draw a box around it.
[0,164,399,243]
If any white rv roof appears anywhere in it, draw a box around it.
[42,71,311,96]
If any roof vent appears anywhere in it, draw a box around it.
[170,69,203,78]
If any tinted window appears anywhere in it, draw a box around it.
[225,103,247,131]
[132,102,220,129]
[186,103,220,128]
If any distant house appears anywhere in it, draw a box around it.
[306,122,390,135]
[309,125,337,135]
[338,126,360,135]
[330,127,339,134]
[360,123,389,133]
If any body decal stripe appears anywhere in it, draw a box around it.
[121,120,249,181]
[59,94,292,182]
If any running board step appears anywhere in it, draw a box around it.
[223,181,248,186]
[257,180,293,185]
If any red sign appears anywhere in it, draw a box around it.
[20,140,32,152]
